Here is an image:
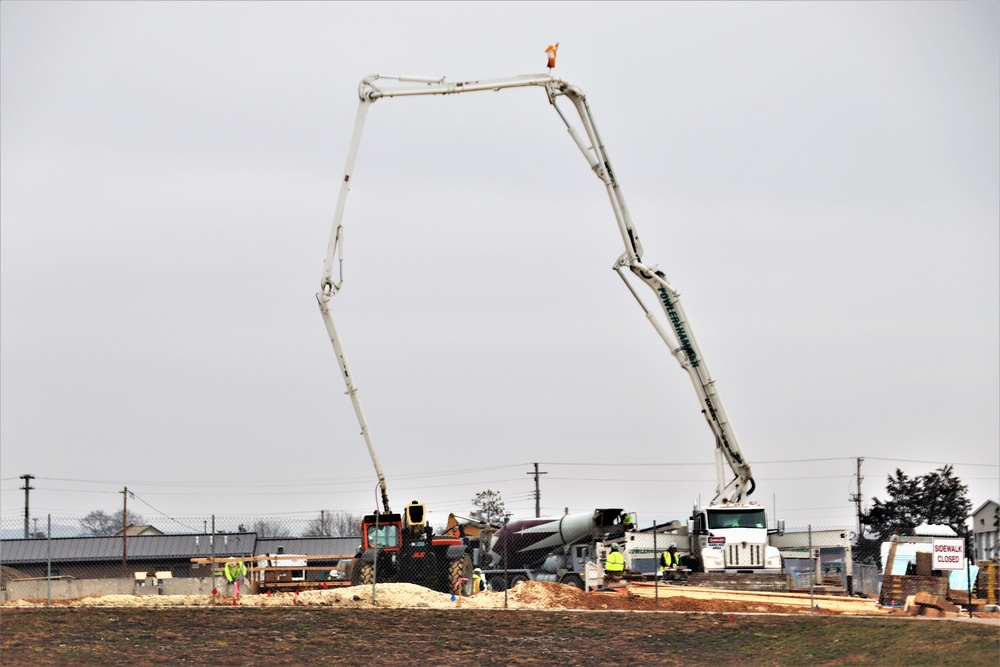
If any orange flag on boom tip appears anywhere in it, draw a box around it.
[545,43,559,69]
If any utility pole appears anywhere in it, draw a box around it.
[526,463,548,518]
[20,474,34,539]
[848,457,864,539]
[121,486,129,577]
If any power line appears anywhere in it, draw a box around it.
[128,491,202,533]
[9,456,994,492]
[861,457,998,467]
[22,464,531,488]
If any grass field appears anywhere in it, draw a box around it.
[3,607,998,666]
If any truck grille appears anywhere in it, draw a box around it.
[725,542,764,568]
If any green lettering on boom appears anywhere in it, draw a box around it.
[657,288,699,367]
[704,396,734,453]
[658,288,737,457]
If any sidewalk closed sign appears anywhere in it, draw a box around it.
[931,538,965,570]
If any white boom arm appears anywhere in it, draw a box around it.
[318,73,755,510]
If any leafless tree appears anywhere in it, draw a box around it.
[251,520,291,538]
[79,509,144,536]
[304,511,363,537]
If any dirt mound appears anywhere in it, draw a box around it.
[508,580,591,607]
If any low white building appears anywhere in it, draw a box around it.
[971,499,999,562]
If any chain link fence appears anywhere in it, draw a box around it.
[8,513,984,613]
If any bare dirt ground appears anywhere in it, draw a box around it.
[3,582,997,666]
[3,579,992,617]
[0,582,859,614]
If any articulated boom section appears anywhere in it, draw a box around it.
[619,263,754,504]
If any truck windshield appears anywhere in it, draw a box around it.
[707,509,765,530]
[367,524,400,549]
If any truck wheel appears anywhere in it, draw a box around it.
[447,554,472,596]
[490,573,527,591]
[509,574,528,588]
[560,574,584,590]
[357,562,374,586]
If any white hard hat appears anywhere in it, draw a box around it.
[669,543,677,549]
[474,568,482,573]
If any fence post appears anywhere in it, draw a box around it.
[503,514,509,609]
[808,524,814,614]
[46,514,52,607]
[210,515,216,593]
[966,555,973,619]
[653,521,658,610]
[371,512,378,604]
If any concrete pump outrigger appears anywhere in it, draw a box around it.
[318,71,779,582]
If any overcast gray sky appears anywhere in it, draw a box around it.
[2,1,997,533]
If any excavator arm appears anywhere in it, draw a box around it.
[318,72,754,513]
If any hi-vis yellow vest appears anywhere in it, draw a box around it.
[605,551,625,572]
[224,560,247,582]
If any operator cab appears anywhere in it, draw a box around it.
[361,512,402,551]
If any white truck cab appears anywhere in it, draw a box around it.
[693,501,782,572]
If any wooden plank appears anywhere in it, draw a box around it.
[255,581,352,589]
[191,554,354,565]
[213,569,346,575]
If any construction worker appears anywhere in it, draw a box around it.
[658,543,681,575]
[604,543,625,582]
[224,557,248,597]
[621,512,634,531]
[472,568,487,594]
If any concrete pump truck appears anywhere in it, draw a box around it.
[318,64,779,592]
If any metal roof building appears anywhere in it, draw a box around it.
[0,533,357,580]
[1,533,255,564]
[256,536,358,558]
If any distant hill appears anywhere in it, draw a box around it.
[0,523,85,539]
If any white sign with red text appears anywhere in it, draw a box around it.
[931,538,965,570]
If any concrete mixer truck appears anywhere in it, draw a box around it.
[476,508,629,591]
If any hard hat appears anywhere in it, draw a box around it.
[474,568,482,574]
[669,543,677,549]
[611,543,619,551]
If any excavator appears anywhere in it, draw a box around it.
[318,63,778,591]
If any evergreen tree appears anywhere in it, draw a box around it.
[470,490,506,526]
[862,469,923,540]
[919,465,972,534]
[862,465,971,542]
